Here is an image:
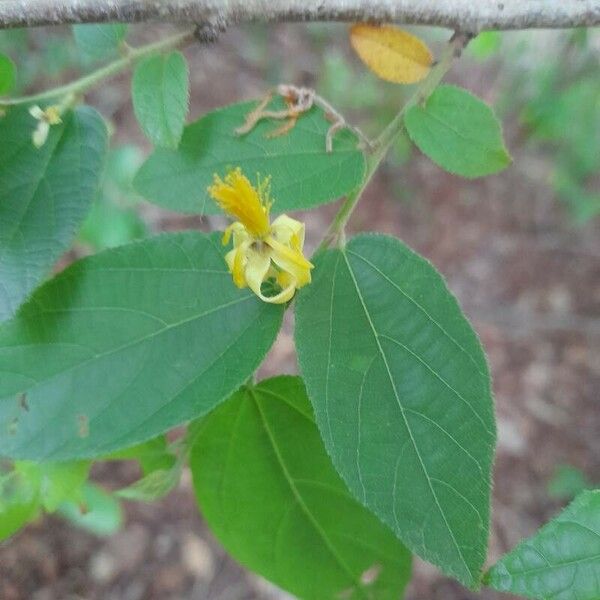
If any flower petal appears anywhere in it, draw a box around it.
[265,278,297,304]
[29,105,45,120]
[270,214,306,247]
[222,222,247,246]
[225,242,251,288]
[32,122,50,149]
[267,236,313,288]
[232,248,296,304]
[244,248,272,299]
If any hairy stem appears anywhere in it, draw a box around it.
[317,32,471,252]
[0,29,196,107]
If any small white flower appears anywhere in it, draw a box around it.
[29,105,62,148]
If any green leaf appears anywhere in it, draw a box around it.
[0,232,283,460]
[0,106,108,321]
[548,465,591,501]
[72,24,128,63]
[104,435,176,475]
[15,460,90,512]
[133,98,366,214]
[0,467,40,541]
[404,84,511,178]
[79,199,147,251]
[295,234,496,587]
[486,490,600,600]
[0,53,16,94]
[191,376,412,600]
[103,144,145,192]
[117,462,182,502]
[468,32,502,60]
[80,144,147,251]
[132,51,189,149]
[58,483,123,536]
[0,495,38,540]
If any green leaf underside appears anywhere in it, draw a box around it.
[104,435,176,475]
[116,466,181,502]
[73,24,128,62]
[295,234,496,587]
[486,490,600,600]
[132,51,189,149]
[58,482,123,536]
[0,232,283,460]
[404,84,511,178]
[191,376,412,600]
[0,106,108,321]
[133,98,366,214]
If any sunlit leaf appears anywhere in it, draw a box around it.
[0,496,38,541]
[0,467,39,541]
[0,53,16,94]
[15,460,90,512]
[469,32,502,60]
[192,376,412,599]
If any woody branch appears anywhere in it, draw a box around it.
[0,0,599,31]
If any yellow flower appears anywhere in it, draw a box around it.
[208,168,314,304]
[29,105,62,148]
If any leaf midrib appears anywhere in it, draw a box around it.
[249,388,368,598]
[358,32,428,67]
[504,550,600,577]
[500,518,600,578]
[416,106,506,160]
[0,115,66,255]
[340,249,472,583]
[1,292,253,398]
[346,249,486,378]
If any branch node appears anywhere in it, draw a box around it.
[450,30,476,57]
[194,16,226,44]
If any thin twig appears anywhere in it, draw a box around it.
[316,31,472,253]
[0,29,197,107]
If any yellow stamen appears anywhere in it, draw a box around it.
[208,168,270,238]
[44,106,62,126]
[210,167,313,304]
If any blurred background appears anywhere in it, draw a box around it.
[0,22,599,600]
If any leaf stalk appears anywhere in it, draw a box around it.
[0,29,196,108]
[317,31,473,253]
